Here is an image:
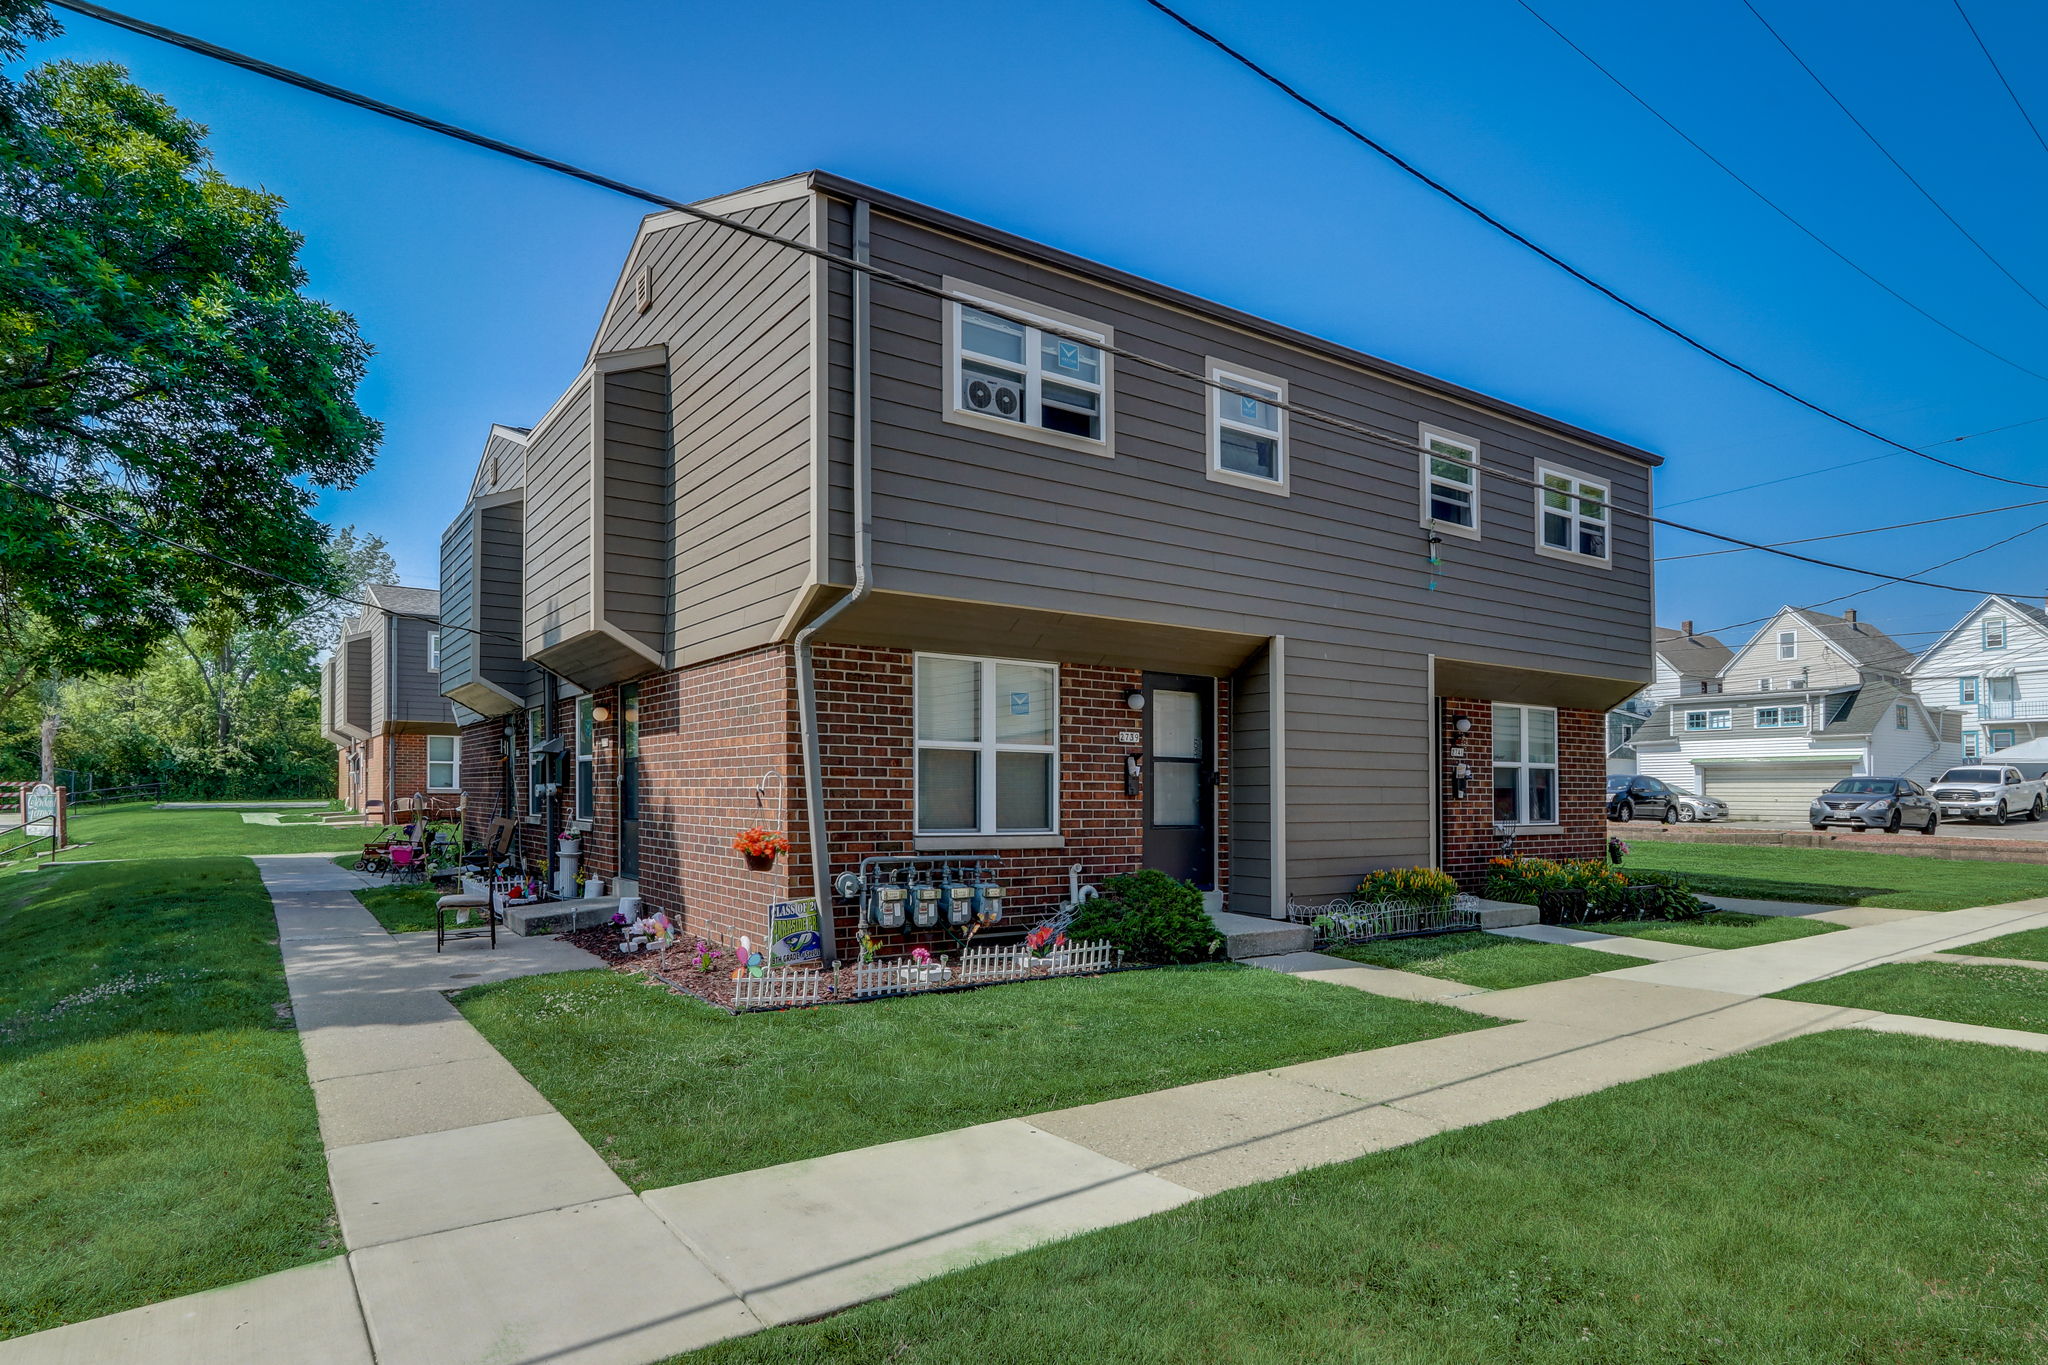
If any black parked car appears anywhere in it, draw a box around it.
[1809,776,1940,834]
[1607,774,1680,824]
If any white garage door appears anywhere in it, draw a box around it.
[1700,762,1857,821]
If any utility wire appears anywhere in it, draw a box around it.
[1662,411,2048,507]
[41,0,2048,607]
[1514,0,2048,387]
[1950,0,2048,164]
[1740,0,2048,314]
[1657,495,2048,560]
[1140,0,2048,491]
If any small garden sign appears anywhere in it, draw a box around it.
[768,897,823,966]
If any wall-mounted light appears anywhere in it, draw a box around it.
[1123,690,1146,712]
[591,705,612,723]
[1450,713,1473,734]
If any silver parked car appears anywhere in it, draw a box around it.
[1665,786,1728,823]
[1809,777,1940,834]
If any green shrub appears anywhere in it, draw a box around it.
[1483,856,1710,923]
[1067,869,1223,964]
[1354,866,1460,908]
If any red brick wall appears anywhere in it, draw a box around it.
[1439,697,1606,887]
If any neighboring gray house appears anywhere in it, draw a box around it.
[434,169,1661,961]
[1631,606,1959,819]
[1904,594,2048,757]
[319,585,460,819]
[1608,623,1731,775]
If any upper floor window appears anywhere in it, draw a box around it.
[915,653,1058,836]
[945,291,1109,452]
[1983,617,2008,649]
[1207,361,1287,492]
[1757,678,1773,692]
[1776,631,1797,660]
[1492,703,1557,825]
[427,631,442,672]
[426,735,459,791]
[1685,709,1733,731]
[1895,704,1911,730]
[1535,465,1608,563]
[1964,730,1981,758]
[1991,729,2016,750]
[1756,705,1805,728]
[1959,676,1980,705]
[1418,426,1480,540]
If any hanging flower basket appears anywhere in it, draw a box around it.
[733,826,789,872]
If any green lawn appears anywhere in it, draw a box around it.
[457,965,1497,1190]
[352,881,441,934]
[49,803,365,863]
[1948,925,2048,962]
[1776,961,2048,1035]
[1625,840,2048,911]
[690,1031,2048,1365]
[1325,931,1650,990]
[1589,911,1841,950]
[0,859,334,1340]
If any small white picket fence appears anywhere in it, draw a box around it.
[730,968,825,1012]
[720,938,1124,1012]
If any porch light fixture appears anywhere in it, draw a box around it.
[1123,689,1146,711]
[591,705,612,723]
[1450,713,1473,734]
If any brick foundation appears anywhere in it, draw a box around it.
[1438,697,1606,888]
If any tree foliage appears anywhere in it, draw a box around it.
[0,0,379,693]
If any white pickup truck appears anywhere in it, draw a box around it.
[1927,765,2048,825]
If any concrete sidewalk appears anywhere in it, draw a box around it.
[1485,923,1715,961]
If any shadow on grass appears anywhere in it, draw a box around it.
[1658,870,1898,906]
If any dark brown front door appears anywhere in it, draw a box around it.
[1143,672,1214,890]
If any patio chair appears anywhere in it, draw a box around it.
[435,880,497,952]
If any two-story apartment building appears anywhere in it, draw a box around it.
[318,585,462,821]
[1631,606,1959,818]
[434,171,1659,961]
[1609,623,1730,774]
[1905,595,2048,757]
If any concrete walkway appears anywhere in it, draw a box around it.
[1485,923,1716,961]
[11,875,2048,1365]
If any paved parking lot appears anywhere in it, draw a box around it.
[1628,817,2048,844]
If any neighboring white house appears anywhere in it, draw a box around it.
[1608,623,1730,776]
[1904,594,2048,759]
[1630,606,1961,820]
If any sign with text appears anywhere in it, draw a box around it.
[23,782,56,838]
[768,898,823,967]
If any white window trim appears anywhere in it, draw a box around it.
[574,697,595,822]
[912,651,1060,837]
[1533,462,1612,567]
[1757,678,1773,692]
[1492,703,1559,825]
[1755,705,1806,729]
[941,279,1113,458]
[1417,424,1481,541]
[1964,730,1981,758]
[426,734,460,792]
[426,631,442,672]
[1684,709,1733,731]
[1205,359,1289,495]
[1776,630,1797,660]
[1983,617,2008,649]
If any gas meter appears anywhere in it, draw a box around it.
[866,883,907,930]
[909,883,942,929]
[973,883,1005,925]
[939,880,976,927]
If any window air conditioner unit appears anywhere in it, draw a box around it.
[963,372,1023,419]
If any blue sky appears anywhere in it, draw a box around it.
[30,0,2048,654]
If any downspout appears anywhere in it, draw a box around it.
[543,667,560,886]
[794,197,872,968]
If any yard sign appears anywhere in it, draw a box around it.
[23,783,57,838]
[768,898,823,967]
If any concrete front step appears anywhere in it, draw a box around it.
[504,896,623,937]
[1208,910,1314,961]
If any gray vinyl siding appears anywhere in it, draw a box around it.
[524,380,596,655]
[478,501,531,696]
[590,197,815,666]
[823,202,1653,896]
[390,616,453,722]
[1229,646,1274,914]
[599,366,672,653]
[437,509,478,701]
[343,634,372,733]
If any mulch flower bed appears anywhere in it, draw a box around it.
[559,925,745,1010]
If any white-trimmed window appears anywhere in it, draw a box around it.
[1419,426,1480,538]
[575,697,595,821]
[1958,676,1980,705]
[946,293,1108,450]
[1536,465,1609,562]
[1777,630,1797,660]
[427,631,442,672]
[1207,361,1287,491]
[527,707,547,817]
[1492,703,1557,824]
[1755,705,1805,728]
[1685,709,1733,731]
[914,653,1058,835]
[1757,678,1773,692]
[1983,617,2008,649]
[426,735,459,791]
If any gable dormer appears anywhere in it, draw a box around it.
[1906,595,2048,684]
[1718,607,1911,694]
[441,426,537,717]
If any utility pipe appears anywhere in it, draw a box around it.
[794,197,872,967]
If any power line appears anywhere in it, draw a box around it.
[1515,0,2048,387]
[1739,0,2048,314]
[1661,411,2048,507]
[1139,0,2048,491]
[1657,494,2048,560]
[42,0,2048,607]
[1950,0,2048,164]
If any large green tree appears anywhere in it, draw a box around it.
[0,0,378,703]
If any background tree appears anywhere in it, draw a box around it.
[0,0,379,693]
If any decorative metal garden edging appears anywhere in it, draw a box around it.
[721,938,1124,1014]
[1286,895,1481,948]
